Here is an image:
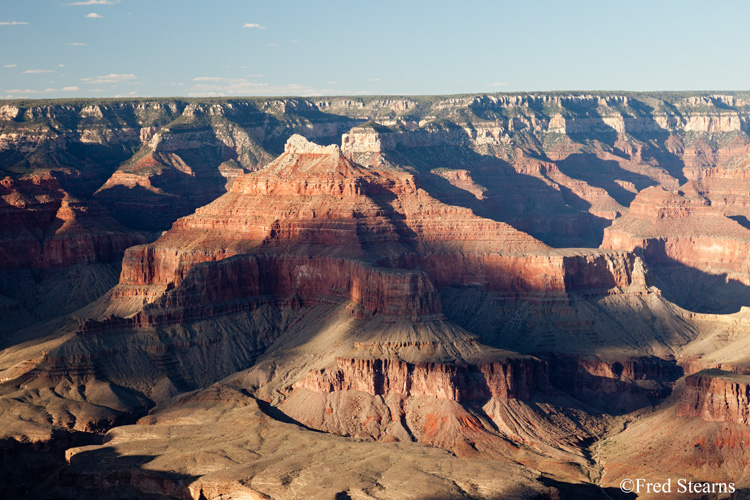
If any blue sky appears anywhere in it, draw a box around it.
[1,0,748,99]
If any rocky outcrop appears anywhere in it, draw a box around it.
[100,254,441,331]
[678,370,750,424]
[337,93,750,142]
[0,175,146,270]
[37,134,665,448]
[295,356,548,401]
[600,171,750,313]
[400,249,646,295]
[602,184,750,278]
[115,135,645,309]
[543,354,682,412]
[4,92,750,242]
[284,356,601,471]
[93,128,235,230]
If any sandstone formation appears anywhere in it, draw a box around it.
[112,134,645,314]
[3,93,750,242]
[601,167,750,313]
[678,369,750,424]
[0,174,146,270]
[281,354,609,476]
[602,184,750,275]
[0,173,148,326]
[294,356,548,401]
[4,93,750,499]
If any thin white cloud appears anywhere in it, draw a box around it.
[5,86,80,94]
[58,64,66,68]
[244,74,266,78]
[85,13,103,18]
[24,69,55,74]
[242,23,266,29]
[67,0,118,5]
[328,81,339,84]
[5,89,45,94]
[369,78,381,82]
[489,82,510,87]
[265,43,279,47]
[3,64,17,68]
[67,42,87,46]
[189,78,373,97]
[81,73,137,84]
[193,76,246,83]
[0,21,29,26]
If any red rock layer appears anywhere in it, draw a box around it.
[0,175,146,270]
[93,128,238,230]
[543,354,682,412]
[681,137,750,180]
[678,370,750,424]
[602,184,750,276]
[117,135,641,306]
[694,163,750,215]
[295,356,548,401]
[154,255,441,318]
[80,254,441,336]
[393,249,642,294]
[116,138,416,287]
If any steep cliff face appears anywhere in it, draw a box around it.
[0,174,146,270]
[678,370,750,424]
[93,128,240,230]
[5,93,750,239]
[0,172,148,324]
[333,93,750,246]
[282,355,602,474]
[0,134,671,449]
[284,353,682,460]
[601,172,750,313]
[543,354,683,413]
[1,99,360,231]
[393,248,644,297]
[294,356,548,401]
[602,184,750,275]
[337,94,750,150]
[104,134,651,345]
[88,254,442,332]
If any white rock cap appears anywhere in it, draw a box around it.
[284,134,341,155]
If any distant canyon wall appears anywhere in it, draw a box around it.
[4,93,750,172]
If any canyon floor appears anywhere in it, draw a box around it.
[3,93,750,499]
